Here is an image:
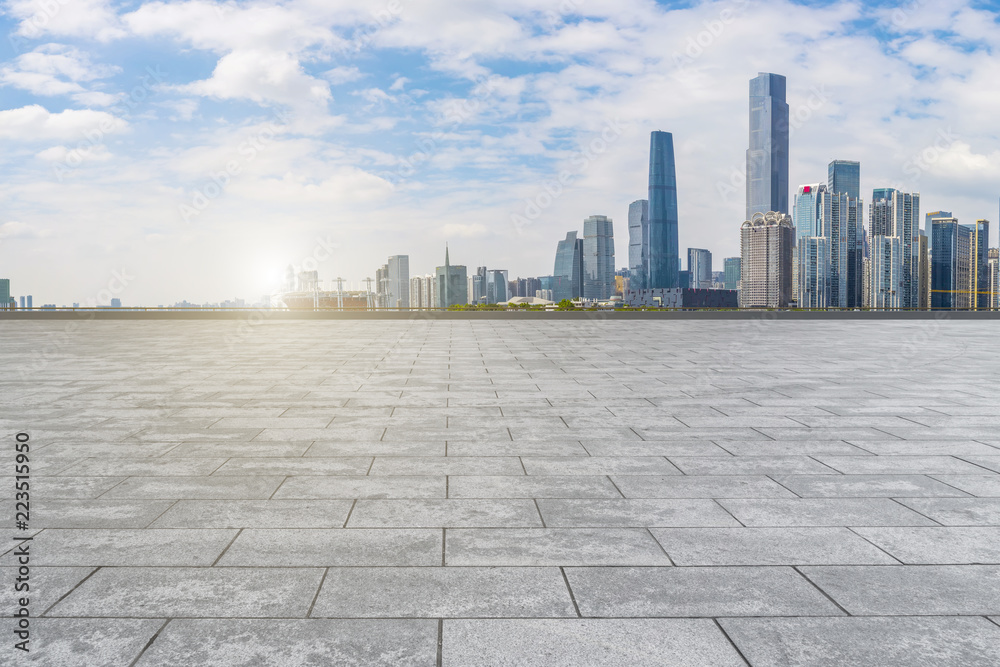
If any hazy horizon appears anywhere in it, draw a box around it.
[2,0,998,305]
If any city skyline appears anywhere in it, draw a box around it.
[1,1,1000,305]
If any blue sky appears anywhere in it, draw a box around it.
[1,0,999,305]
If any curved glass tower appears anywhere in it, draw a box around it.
[648,131,680,289]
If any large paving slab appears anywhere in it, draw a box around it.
[4,318,1000,664]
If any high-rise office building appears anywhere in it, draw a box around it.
[487,269,509,303]
[687,248,712,289]
[0,278,13,307]
[828,160,861,200]
[798,236,830,309]
[820,191,864,309]
[925,211,952,241]
[975,220,991,310]
[648,131,680,288]
[870,189,920,309]
[723,258,741,291]
[989,248,999,310]
[931,218,975,310]
[471,267,487,304]
[553,231,584,301]
[740,211,794,308]
[583,215,615,300]
[918,234,930,311]
[793,184,826,240]
[387,255,410,309]
[747,73,790,221]
[435,246,468,308]
[409,275,425,309]
[870,236,904,310]
[628,199,649,291]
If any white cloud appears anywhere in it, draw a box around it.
[0,105,126,141]
[0,44,121,106]
[7,0,126,42]
[324,66,365,85]
[0,220,48,240]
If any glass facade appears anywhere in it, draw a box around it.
[552,231,583,301]
[387,255,409,309]
[723,257,741,291]
[628,199,649,291]
[747,73,789,221]
[828,160,861,199]
[687,248,712,289]
[870,190,920,308]
[648,131,680,288]
[975,220,990,310]
[793,184,825,240]
[583,215,615,300]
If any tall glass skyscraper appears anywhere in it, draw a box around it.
[723,258,741,291]
[793,184,826,240]
[747,72,789,221]
[627,199,649,291]
[870,190,920,308]
[387,255,410,309]
[687,248,712,289]
[553,231,583,301]
[583,215,615,300]
[647,131,680,289]
[828,160,861,199]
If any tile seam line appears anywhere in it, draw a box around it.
[127,617,171,667]
[38,566,103,617]
[713,618,753,667]
[210,528,244,567]
[305,567,330,618]
[792,566,852,617]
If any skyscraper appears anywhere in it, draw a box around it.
[975,220,991,310]
[435,245,468,308]
[628,199,649,291]
[553,231,584,301]
[687,248,712,289]
[870,189,920,309]
[747,73,789,221]
[740,211,794,308]
[820,191,864,309]
[870,236,904,310]
[989,248,999,310]
[793,184,826,240]
[931,218,975,310]
[798,237,830,309]
[583,215,615,300]
[648,131,680,288]
[387,255,410,309]
[828,160,861,199]
[0,278,12,307]
[723,258,741,291]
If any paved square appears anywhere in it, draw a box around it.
[3,318,1000,665]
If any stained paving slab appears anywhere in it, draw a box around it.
[3,318,1000,665]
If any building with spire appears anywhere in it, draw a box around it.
[435,245,468,308]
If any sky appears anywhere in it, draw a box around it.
[1,0,999,305]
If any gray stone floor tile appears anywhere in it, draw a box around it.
[218,528,442,566]
[580,441,732,456]
[49,567,325,617]
[312,567,575,618]
[651,527,898,565]
[369,457,525,476]
[772,474,971,498]
[136,619,438,666]
[164,442,312,457]
[895,497,1000,525]
[847,441,1000,456]
[668,457,839,475]
[14,618,164,667]
[306,441,446,456]
[348,499,542,527]
[801,564,1000,614]
[100,476,285,499]
[446,441,590,456]
[816,456,992,475]
[718,499,936,526]
[2,477,127,500]
[442,619,746,667]
[58,457,227,476]
[720,616,1000,667]
[959,457,1000,473]
[852,527,1000,564]
[931,475,1000,497]
[715,441,871,456]
[537,499,740,527]
[1,566,94,616]
[0,500,174,528]
[521,457,681,476]
[447,476,622,499]
[212,457,373,475]
[612,475,797,498]
[2,529,237,566]
[565,566,841,617]
[149,499,354,528]
[273,475,446,499]
[445,528,672,566]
